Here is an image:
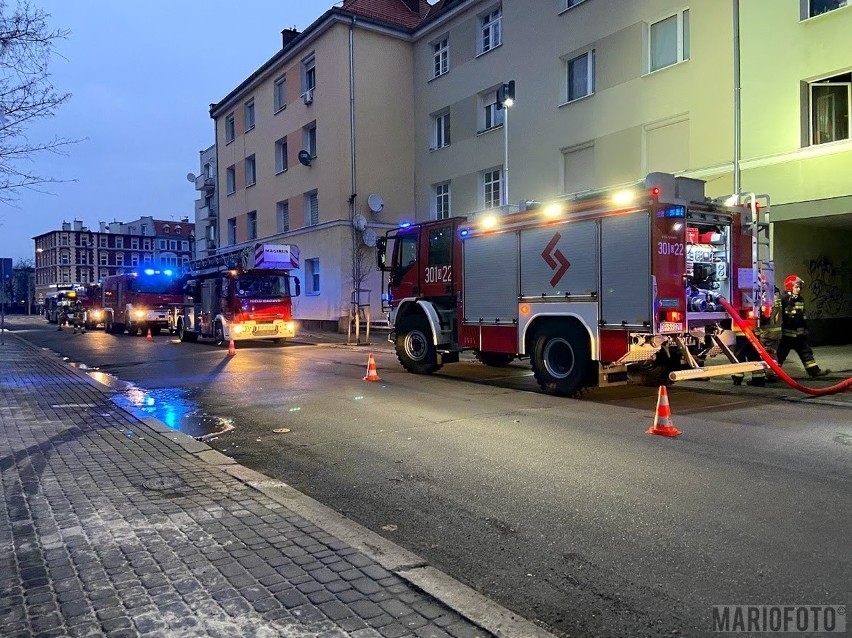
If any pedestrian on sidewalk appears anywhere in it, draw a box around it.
[775,274,830,377]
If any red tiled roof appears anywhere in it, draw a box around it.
[341,0,431,29]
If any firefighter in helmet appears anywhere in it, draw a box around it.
[774,275,829,377]
[71,299,86,334]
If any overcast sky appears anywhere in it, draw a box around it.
[0,0,331,263]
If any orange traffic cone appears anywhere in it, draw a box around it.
[363,353,381,381]
[646,386,682,437]
[227,335,237,356]
[146,328,153,342]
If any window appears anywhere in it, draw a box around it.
[61,235,69,246]
[225,112,235,143]
[131,254,139,266]
[275,137,288,173]
[277,201,290,232]
[116,254,124,267]
[169,240,177,251]
[567,50,595,101]
[158,239,167,250]
[60,253,69,265]
[809,73,851,145]
[479,7,502,54]
[245,155,256,186]
[274,76,287,112]
[181,241,189,251]
[433,110,450,149]
[429,227,452,265]
[227,218,237,245]
[306,191,319,226]
[131,238,139,250]
[143,239,151,250]
[244,99,255,131]
[115,237,123,248]
[433,37,449,78]
[562,143,595,194]
[99,236,107,248]
[247,211,257,240]
[163,225,170,235]
[99,254,108,266]
[226,165,236,194]
[435,182,451,220]
[649,9,689,72]
[304,124,317,158]
[483,168,503,209]
[174,225,182,235]
[305,258,320,295]
[803,0,847,18]
[482,91,503,131]
[303,55,316,92]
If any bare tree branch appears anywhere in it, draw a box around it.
[0,0,79,203]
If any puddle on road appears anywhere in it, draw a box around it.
[87,370,234,440]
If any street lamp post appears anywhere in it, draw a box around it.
[499,80,515,209]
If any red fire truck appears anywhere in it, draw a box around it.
[170,243,301,346]
[102,269,184,335]
[377,172,773,396]
[80,283,105,330]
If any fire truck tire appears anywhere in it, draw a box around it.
[474,351,515,367]
[214,321,226,347]
[178,320,197,342]
[396,315,441,374]
[530,324,591,397]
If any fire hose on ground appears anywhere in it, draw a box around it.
[717,296,852,397]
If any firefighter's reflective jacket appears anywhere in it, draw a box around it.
[777,291,808,337]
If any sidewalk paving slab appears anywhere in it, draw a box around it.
[0,331,555,638]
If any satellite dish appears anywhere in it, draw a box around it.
[298,150,312,167]
[363,228,377,247]
[353,214,367,231]
[367,193,384,213]
[186,173,197,183]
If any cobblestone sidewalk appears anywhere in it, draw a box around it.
[0,334,539,638]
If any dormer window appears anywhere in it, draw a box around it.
[175,225,182,235]
[163,225,170,235]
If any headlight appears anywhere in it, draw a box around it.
[134,310,145,318]
[285,321,296,332]
[91,310,102,318]
[233,324,244,334]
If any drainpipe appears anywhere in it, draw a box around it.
[349,17,359,330]
[732,0,741,195]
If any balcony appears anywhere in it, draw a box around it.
[199,204,217,220]
[195,174,215,192]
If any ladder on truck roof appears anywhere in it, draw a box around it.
[742,193,773,318]
[184,245,253,277]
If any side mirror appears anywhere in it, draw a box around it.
[292,277,301,297]
[376,237,388,272]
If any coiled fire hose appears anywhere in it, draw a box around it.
[717,296,852,396]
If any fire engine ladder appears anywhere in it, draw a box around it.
[184,246,252,276]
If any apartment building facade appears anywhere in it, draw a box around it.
[33,217,195,305]
[411,0,850,343]
[739,0,852,342]
[208,0,850,339]
[210,2,423,329]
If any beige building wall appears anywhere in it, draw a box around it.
[213,17,415,325]
[739,1,852,341]
[413,0,737,220]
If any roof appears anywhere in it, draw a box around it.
[341,0,431,29]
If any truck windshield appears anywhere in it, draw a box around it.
[134,276,183,294]
[235,275,289,298]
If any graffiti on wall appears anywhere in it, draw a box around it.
[805,256,852,319]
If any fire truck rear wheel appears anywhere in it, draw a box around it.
[178,320,197,342]
[396,315,441,374]
[214,321,226,347]
[531,324,591,397]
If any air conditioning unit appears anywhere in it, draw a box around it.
[302,89,314,105]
